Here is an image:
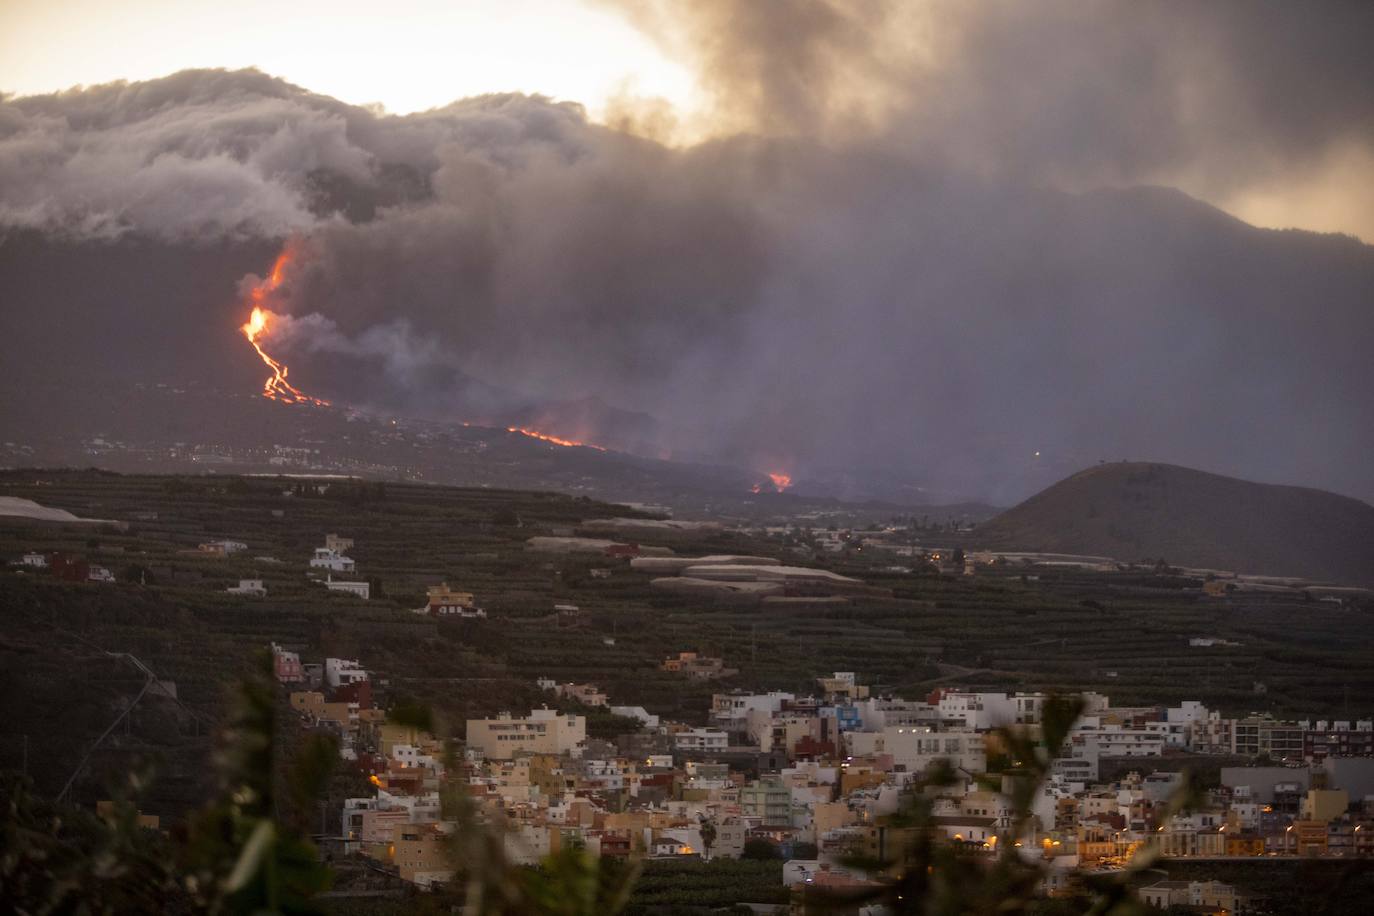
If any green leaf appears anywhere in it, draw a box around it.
[225,820,275,894]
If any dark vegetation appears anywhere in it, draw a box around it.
[3,469,1372,824]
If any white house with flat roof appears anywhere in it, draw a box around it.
[310,547,355,572]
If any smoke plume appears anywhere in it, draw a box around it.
[2,2,1373,503]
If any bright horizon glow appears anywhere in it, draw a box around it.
[0,0,699,120]
[2,1,1368,239]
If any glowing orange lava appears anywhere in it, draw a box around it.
[240,248,329,407]
[507,426,606,451]
[768,472,793,492]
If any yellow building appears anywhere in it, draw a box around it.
[290,691,325,715]
[1302,789,1349,823]
[377,723,442,758]
[840,768,887,796]
[427,583,477,615]
[391,823,453,888]
[1293,820,1329,857]
[813,801,857,840]
[466,709,586,760]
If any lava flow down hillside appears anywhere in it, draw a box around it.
[240,247,329,407]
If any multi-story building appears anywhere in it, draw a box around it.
[674,728,729,753]
[392,823,452,887]
[741,777,794,825]
[1189,710,1234,754]
[310,547,356,572]
[1232,715,1305,760]
[846,727,986,775]
[271,643,304,683]
[425,583,484,618]
[326,658,368,688]
[466,709,587,760]
[1302,720,1374,761]
[711,691,794,731]
[817,673,870,703]
[1069,723,1166,759]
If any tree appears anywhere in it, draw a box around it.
[741,838,779,861]
[1,652,334,914]
[699,818,717,862]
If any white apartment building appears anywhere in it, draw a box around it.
[854,696,940,731]
[326,657,368,688]
[675,728,730,753]
[1070,720,1168,758]
[711,691,794,730]
[847,727,986,775]
[937,691,1020,729]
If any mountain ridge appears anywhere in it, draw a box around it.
[974,462,1374,586]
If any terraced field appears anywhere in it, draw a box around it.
[2,469,1371,822]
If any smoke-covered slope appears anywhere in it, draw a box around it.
[975,462,1374,585]
[3,71,1374,506]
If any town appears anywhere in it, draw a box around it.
[275,630,1374,909]
[3,469,1372,913]
[6,10,1374,912]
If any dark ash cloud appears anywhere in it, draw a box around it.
[2,1,1373,504]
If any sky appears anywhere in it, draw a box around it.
[2,1,1372,504]
[4,0,1372,240]
[0,0,698,119]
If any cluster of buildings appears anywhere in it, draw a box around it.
[205,532,365,598]
[15,550,116,583]
[197,539,248,557]
[283,654,1372,902]
[273,644,383,738]
[660,651,738,680]
[308,533,370,599]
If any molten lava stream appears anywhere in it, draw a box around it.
[507,426,606,451]
[239,249,329,407]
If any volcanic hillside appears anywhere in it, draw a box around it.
[975,463,1374,586]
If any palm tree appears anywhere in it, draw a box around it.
[699,818,718,863]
